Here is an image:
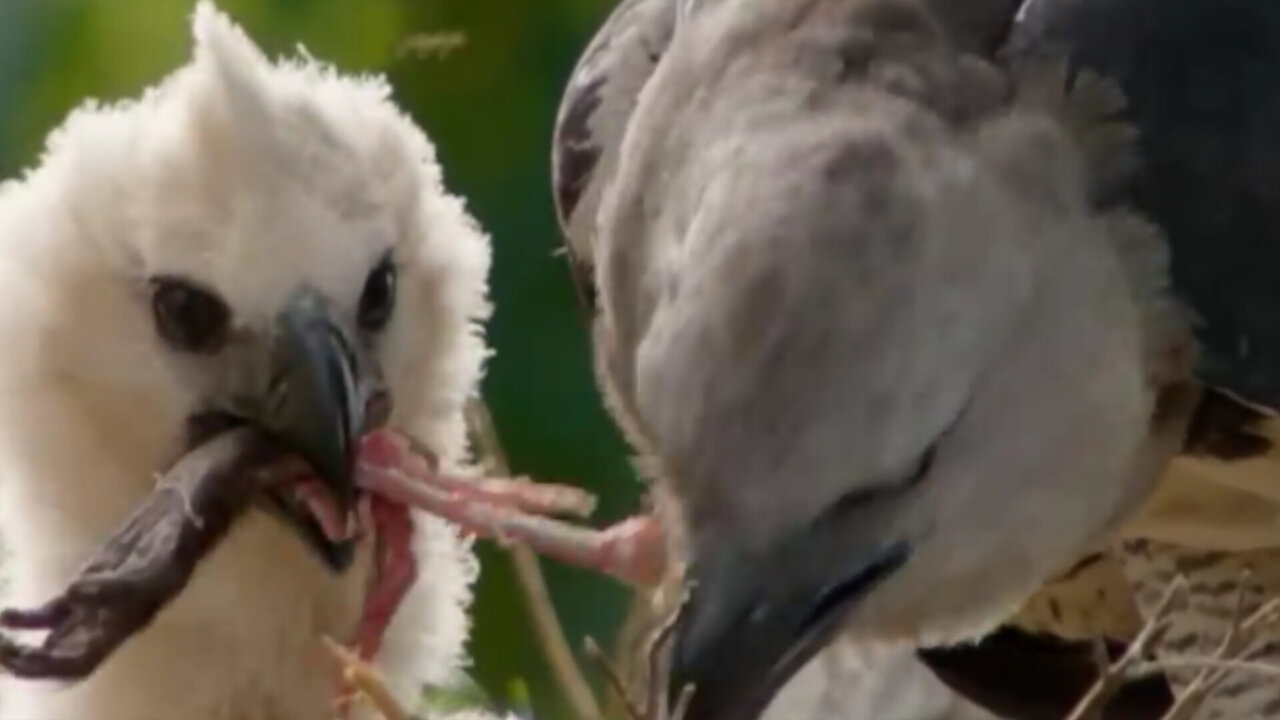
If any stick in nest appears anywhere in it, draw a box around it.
[1064,574,1185,720]
[583,593,695,720]
[323,636,417,720]
[1064,570,1280,720]
[1150,581,1280,720]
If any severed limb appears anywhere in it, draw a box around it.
[357,430,669,588]
[0,420,665,691]
[0,419,671,697]
[0,427,296,680]
[361,431,598,519]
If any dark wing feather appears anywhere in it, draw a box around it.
[1007,0,1280,414]
[551,0,679,312]
[922,4,1280,717]
[920,629,1172,720]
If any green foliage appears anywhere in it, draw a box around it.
[0,1,637,718]
[419,673,497,717]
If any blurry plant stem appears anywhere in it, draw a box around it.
[324,636,412,720]
[465,398,603,720]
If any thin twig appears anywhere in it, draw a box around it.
[643,607,680,720]
[585,595,694,720]
[1134,657,1280,679]
[322,636,413,720]
[1157,592,1280,720]
[668,687,695,720]
[641,593,693,720]
[1148,574,1251,720]
[585,636,645,720]
[1088,637,1111,678]
[465,399,602,720]
[1065,570,1280,720]
[1064,575,1186,720]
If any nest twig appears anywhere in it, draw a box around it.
[583,593,694,720]
[464,398,603,720]
[1064,575,1184,720]
[323,636,415,720]
[1065,571,1280,720]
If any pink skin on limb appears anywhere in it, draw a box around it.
[330,483,418,718]
[335,429,668,713]
[356,495,418,659]
[356,430,668,589]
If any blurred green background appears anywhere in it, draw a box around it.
[0,1,641,718]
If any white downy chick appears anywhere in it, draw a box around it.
[0,3,491,719]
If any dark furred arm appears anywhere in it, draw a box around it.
[0,428,292,680]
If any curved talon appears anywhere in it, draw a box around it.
[0,600,71,630]
[0,631,109,680]
[0,584,160,681]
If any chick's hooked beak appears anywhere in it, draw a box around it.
[254,287,388,572]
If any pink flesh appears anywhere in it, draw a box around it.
[330,481,418,715]
[354,494,417,658]
[356,431,668,588]
[360,431,598,518]
[333,429,671,709]
[291,477,350,542]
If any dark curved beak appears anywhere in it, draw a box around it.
[254,287,386,572]
[668,533,910,720]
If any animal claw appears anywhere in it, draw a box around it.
[0,599,69,630]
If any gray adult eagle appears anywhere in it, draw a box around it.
[545,0,1280,719]
[924,2,1280,719]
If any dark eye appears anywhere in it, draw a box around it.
[358,255,397,332]
[150,277,231,354]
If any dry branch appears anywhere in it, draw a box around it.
[324,636,415,720]
[1064,575,1185,720]
[1064,570,1280,720]
[464,399,604,720]
[584,594,694,720]
[1154,590,1280,720]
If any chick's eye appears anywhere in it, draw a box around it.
[150,278,230,354]
[358,256,397,331]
